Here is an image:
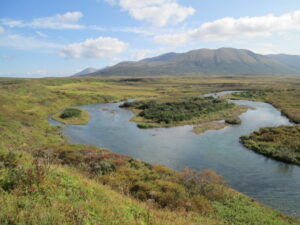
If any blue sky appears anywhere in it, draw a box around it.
[1,0,300,77]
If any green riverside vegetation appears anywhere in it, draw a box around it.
[52,107,90,125]
[240,125,300,165]
[0,76,300,225]
[120,97,247,130]
[224,89,300,164]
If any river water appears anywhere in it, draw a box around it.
[49,92,300,218]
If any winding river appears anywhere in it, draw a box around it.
[49,91,300,218]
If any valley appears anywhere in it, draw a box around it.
[1,76,300,224]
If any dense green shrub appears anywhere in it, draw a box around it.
[60,108,81,119]
[121,97,235,124]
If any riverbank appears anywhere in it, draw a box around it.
[224,90,300,124]
[240,125,300,165]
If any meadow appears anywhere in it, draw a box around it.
[0,76,300,225]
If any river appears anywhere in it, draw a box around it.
[49,91,300,218]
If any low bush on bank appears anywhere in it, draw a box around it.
[225,116,241,125]
[34,145,226,214]
[240,125,300,165]
[60,108,81,119]
[52,107,90,125]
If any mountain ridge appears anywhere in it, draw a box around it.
[77,48,300,76]
[74,67,98,76]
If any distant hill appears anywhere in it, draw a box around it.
[267,54,300,71]
[74,68,98,76]
[77,48,300,76]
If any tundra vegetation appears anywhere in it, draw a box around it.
[0,76,300,225]
[240,125,300,165]
[52,107,90,125]
[120,97,247,132]
[224,89,300,164]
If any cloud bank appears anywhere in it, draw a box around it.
[0,12,84,30]
[60,37,128,58]
[154,10,300,44]
[105,0,195,27]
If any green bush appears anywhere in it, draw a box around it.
[60,108,81,119]
[240,125,300,165]
[89,161,116,175]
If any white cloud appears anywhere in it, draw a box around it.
[60,37,128,58]
[0,26,4,33]
[0,12,84,29]
[0,34,63,50]
[105,0,195,27]
[154,10,300,44]
[35,31,47,38]
[120,0,171,8]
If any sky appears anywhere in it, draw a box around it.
[1,0,300,77]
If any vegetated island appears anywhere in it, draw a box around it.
[120,96,247,134]
[52,107,90,125]
[240,125,300,165]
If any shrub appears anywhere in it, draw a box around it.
[60,108,81,119]
[225,116,241,125]
[89,161,116,175]
[191,195,214,215]
[0,151,46,194]
[240,125,300,165]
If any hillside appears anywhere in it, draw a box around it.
[74,67,98,76]
[268,54,300,71]
[81,48,299,76]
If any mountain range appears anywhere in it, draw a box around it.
[74,67,98,76]
[75,48,300,76]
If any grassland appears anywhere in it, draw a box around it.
[0,76,300,224]
[240,125,300,165]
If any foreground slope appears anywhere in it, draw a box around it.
[85,48,299,76]
[2,148,298,225]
